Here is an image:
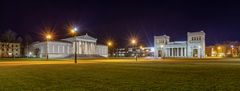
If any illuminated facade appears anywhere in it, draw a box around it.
[206,42,240,57]
[113,47,154,57]
[154,31,205,58]
[28,34,108,58]
[0,42,21,57]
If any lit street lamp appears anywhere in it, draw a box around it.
[71,27,78,64]
[46,34,52,60]
[131,39,138,61]
[107,41,112,47]
[107,41,113,57]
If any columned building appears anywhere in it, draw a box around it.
[28,34,108,58]
[154,31,205,58]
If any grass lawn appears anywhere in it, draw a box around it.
[0,58,240,91]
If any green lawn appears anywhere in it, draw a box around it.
[0,58,240,91]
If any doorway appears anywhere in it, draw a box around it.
[158,50,163,57]
[193,49,198,57]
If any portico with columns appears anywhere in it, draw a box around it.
[64,34,97,55]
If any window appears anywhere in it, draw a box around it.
[15,45,18,47]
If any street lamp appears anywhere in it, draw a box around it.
[46,34,52,60]
[131,39,136,45]
[71,27,78,64]
[107,41,112,47]
[131,39,137,61]
[107,41,113,57]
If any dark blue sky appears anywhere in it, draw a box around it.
[1,0,240,47]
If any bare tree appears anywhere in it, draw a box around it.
[24,34,33,57]
[1,29,17,42]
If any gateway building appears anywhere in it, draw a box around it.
[154,31,205,58]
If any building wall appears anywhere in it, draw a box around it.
[206,42,240,57]
[28,35,107,58]
[187,31,205,58]
[30,41,72,58]
[96,45,108,57]
[0,42,21,57]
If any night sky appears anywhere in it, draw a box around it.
[1,0,240,47]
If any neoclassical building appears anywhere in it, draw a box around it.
[154,31,205,58]
[28,34,108,58]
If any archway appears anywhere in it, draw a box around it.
[193,49,198,57]
[158,50,163,57]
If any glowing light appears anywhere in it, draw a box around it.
[71,27,78,34]
[160,45,164,48]
[132,39,136,44]
[29,52,32,55]
[231,45,234,49]
[217,46,221,50]
[140,45,144,50]
[198,46,201,48]
[46,34,52,40]
[131,39,137,45]
[107,41,112,46]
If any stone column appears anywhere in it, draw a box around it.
[181,48,184,57]
[167,48,170,57]
[166,48,168,57]
[78,41,81,54]
[67,46,69,54]
[176,48,178,57]
[184,47,187,57]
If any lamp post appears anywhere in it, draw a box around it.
[107,41,112,57]
[46,34,52,60]
[71,27,78,64]
[131,39,137,61]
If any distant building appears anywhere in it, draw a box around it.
[0,42,21,57]
[28,34,108,58]
[113,47,154,57]
[154,31,205,58]
[206,41,240,57]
